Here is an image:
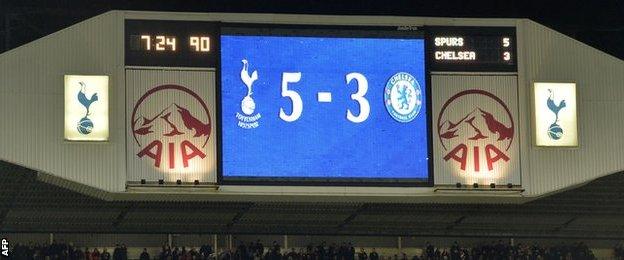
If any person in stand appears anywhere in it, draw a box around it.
[66,242,76,260]
[113,244,121,260]
[85,248,92,260]
[172,247,180,260]
[348,243,355,260]
[237,241,248,260]
[248,241,256,258]
[336,243,345,260]
[317,242,326,259]
[101,248,111,260]
[59,241,69,259]
[272,241,280,255]
[200,243,213,260]
[306,243,314,257]
[160,245,172,260]
[450,241,460,259]
[328,243,337,259]
[140,248,151,260]
[284,248,298,260]
[369,248,379,260]
[180,247,188,260]
[183,249,193,260]
[92,248,101,260]
[256,240,264,256]
[357,248,368,260]
[219,249,232,260]
[74,247,85,260]
[120,244,128,260]
[190,247,199,259]
[425,242,434,259]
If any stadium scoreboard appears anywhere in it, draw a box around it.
[219,25,429,185]
[427,26,517,72]
[123,20,518,186]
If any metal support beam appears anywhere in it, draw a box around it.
[445,216,466,230]
[338,204,368,229]
[553,216,577,232]
[226,203,254,230]
[284,235,288,250]
[213,234,218,255]
[112,203,136,227]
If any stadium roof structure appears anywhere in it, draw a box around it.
[1,160,623,239]
[1,11,624,239]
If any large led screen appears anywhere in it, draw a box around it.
[220,28,429,184]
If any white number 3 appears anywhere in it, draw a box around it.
[345,73,370,123]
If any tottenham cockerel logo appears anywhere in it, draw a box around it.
[131,85,211,170]
[437,89,514,172]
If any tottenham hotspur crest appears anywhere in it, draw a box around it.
[384,72,422,123]
[236,59,262,129]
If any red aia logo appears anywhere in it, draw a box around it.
[131,85,211,169]
[437,89,514,172]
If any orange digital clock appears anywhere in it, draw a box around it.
[125,20,219,67]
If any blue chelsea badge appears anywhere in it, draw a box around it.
[384,72,422,123]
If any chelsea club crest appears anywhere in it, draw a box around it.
[384,72,422,123]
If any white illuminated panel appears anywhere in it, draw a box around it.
[64,75,109,141]
[432,75,520,185]
[534,82,578,147]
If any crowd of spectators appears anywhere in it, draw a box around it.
[156,243,213,260]
[416,240,597,260]
[10,240,129,260]
[10,239,623,260]
[215,240,361,260]
[214,240,600,260]
[615,241,624,260]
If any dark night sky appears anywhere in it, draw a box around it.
[1,0,623,60]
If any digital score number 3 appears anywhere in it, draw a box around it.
[279,72,370,123]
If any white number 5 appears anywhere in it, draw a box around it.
[346,73,370,123]
[279,72,303,122]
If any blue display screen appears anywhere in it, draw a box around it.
[220,33,429,183]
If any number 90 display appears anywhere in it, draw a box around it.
[219,29,430,184]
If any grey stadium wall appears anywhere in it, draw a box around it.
[0,11,623,201]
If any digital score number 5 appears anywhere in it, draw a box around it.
[279,72,370,123]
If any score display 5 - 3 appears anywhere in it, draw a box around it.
[276,71,369,123]
[220,34,430,182]
[427,26,517,72]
